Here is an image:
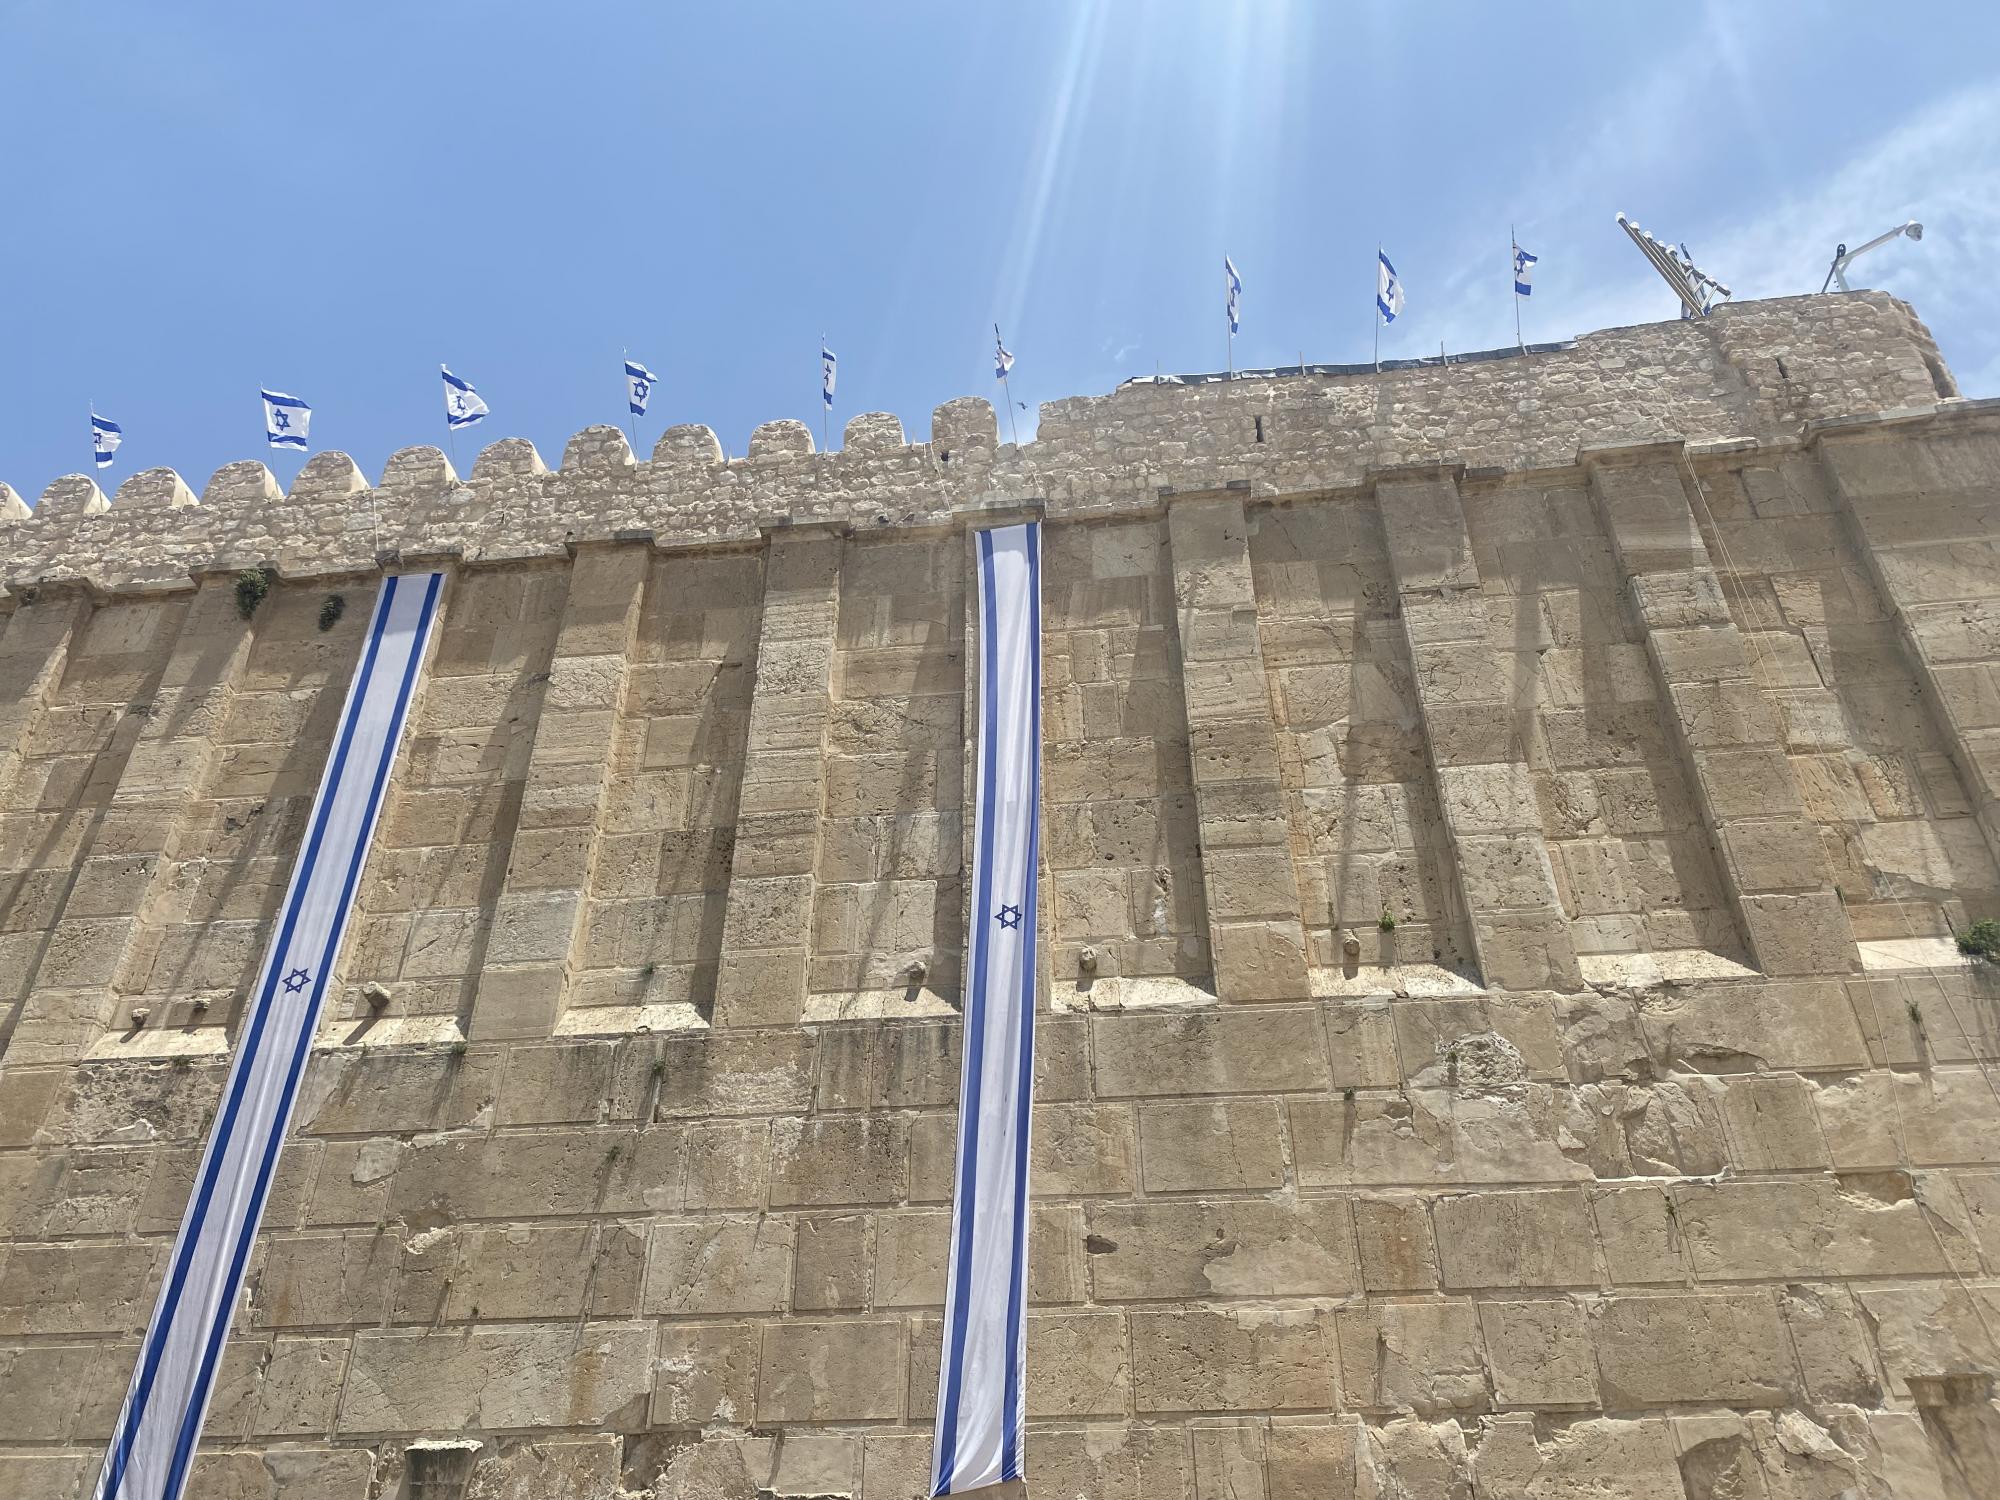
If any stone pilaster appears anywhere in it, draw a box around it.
[1583,443,1857,975]
[1375,466,1581,992]
[1816,418,2000,867]
[7,576,250,1061]
[0,590,91,809]
[470,544,649,1040]
[1166,495,1311,1001]
[711,526,843,1028]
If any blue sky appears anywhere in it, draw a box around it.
[4,3,1998,503]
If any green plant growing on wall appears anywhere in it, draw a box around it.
[318,593,346,632]
[234,566,276,620]
[1958,918,2000,963]
[1378,906,1396,932]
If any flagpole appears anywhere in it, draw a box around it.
[1512,227,1525,354]
[622,348,640,456]
[1373,246,1380,375]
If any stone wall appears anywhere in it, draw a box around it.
[4,292,2000,1499]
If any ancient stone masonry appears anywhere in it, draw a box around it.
[3,290,2000,1498]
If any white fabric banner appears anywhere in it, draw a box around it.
[932,522,1042,1496]
[93,572,445,1500]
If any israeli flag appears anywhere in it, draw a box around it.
[1225,255,1242,335]
[1514,244,1538,297]
[625,359,657,417]
[442,366,488,430]
[1377,250,1405,324]
[260,390,311,452]
[91,412,123,469]
[821,343,837,410]
[932,522,1041,1497]
[993,331,1013,381]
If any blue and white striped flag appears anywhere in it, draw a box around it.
[993,329,1013,381]
[821,343,838,410]
[91,412,123,470]
[260,390,311,452]
[1514,244,1538,297]
[1225,255,1242,335]
[1377,249,1405,324]
[442,366,488,430]
[91,573,444,1500]
[625,359,657,417]
[932,522,1041,1497]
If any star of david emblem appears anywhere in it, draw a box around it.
[282,966,310,995]
[995,904,1022,931]
[631,378,650,401]
[272,409,290,431]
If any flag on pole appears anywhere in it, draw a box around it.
[441,366,488,430]
[931,521,1042,1497]
[91,413,123,470]
[624,359,657,417]
[993,331,1013,381]
[260,391,311,452]
[821,343,838,409]
[1225,255,1242,335]
[1514,244,1538,297]
[1377,250,1405,324]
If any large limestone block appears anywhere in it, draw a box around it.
[1336,1299,1489,1415]
[757,1319,905,1422]
[1084,1198,1358,1300]
[1128,1306,1337,1413]
[1432,1188,1598,1288]
[1136,1097,1287,1192]
[769,1114,908,1206]
[1478,1300,1600,1408]
[644,1216,795,1314]
[1090,1007,1329,1096]
[1590,1292,1797,1407]
[337,1322,653,1431]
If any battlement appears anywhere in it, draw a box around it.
[0,291,1958,595]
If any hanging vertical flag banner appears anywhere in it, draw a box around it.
[91,572,444,1500]
[1377,250,1405,323]
[932,522,1042,1498]
[91,412,123,469]
[993,332,1013,381]
[820,343,838,409]
[442,366,488,430]
[260,390,311,452]
[624,359,657,417]
[1225,255,1242,335]
[1514,244,1538,297]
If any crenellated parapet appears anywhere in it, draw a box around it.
[0,291,1959,596]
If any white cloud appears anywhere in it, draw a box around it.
[1429,72,2000,394]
